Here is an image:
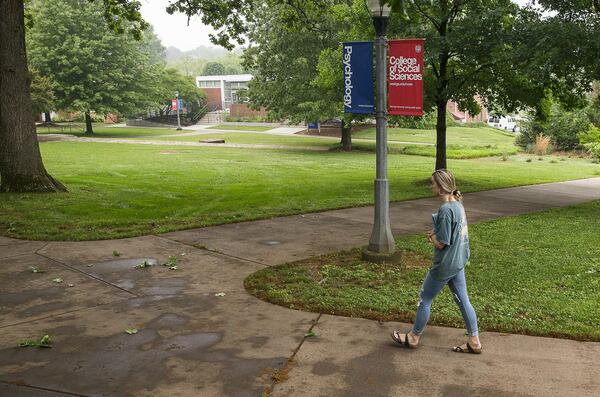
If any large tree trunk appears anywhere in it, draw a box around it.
[435,0,449,171]
[435,100,448,170]
[0,0,66,193]
[84,111,94,134]
[341,119,352,151]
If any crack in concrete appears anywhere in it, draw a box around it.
[153,234,271,268]
[265,313,323,395]
[0,380,90,396]
[0,298,129,330]
[34,252,139,298]
[0,251,43,261]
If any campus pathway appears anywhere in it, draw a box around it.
[1,178,600,396]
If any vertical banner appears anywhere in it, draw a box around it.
[171,99,177,111]
[343,42,374,114]
[388,39,425,116]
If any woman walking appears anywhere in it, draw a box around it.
[391,169,482,354]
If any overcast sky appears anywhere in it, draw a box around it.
[139,0,220,51]
[141,0,534,52]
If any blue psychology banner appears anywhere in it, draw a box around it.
[343,42,374,114]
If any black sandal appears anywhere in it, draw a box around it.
[391,330,418,349]
[452,342,482,354]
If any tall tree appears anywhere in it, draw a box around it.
[243,1,373,150]
[0,0,66,192]
[385,0,537,169]
[26,0,164,135]
[201,61,226,76]
[0,0,146,192]
[29,68,56,117]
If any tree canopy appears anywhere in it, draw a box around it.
[26,0,166,133]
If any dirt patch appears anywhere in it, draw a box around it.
[37,134,76,142]
[281,247,428,272]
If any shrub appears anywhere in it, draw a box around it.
[224,114,279,123]
[534,134,552,155]
[585,100,600,128]
[585,142,600,161]
[578,124,600,145]
[543,108,589,150]
[518,104,591,151]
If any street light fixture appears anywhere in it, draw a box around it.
[175,90,182,130]
[363,0,399,263]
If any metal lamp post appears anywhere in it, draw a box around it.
[175,90,182,130]
[363,0,398,263]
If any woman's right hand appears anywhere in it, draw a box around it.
[427,229,434,242]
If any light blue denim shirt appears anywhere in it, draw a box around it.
[430,201,470,281]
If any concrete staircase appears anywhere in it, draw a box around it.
[197,111,223,124]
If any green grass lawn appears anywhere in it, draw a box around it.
[0,141,598,241]
[206,124,274,132]
[355,126,517,158]
[245,200,600,341]
[148,132,517,159]
[37,125,183,138]
[355,125,515,146]
[37,124,518,158]
[151,132,340,147]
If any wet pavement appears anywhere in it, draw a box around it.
[1,178,600,396]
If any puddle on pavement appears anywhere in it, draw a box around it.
[82,258,159,273]
[260,240,281,246]
[0,298,286,397]
[75,258,187,296]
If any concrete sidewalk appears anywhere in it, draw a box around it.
[1,178,600,396]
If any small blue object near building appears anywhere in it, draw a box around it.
[307,122,320,132]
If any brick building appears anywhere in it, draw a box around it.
[447,96,489,123]
[196,74,253,111]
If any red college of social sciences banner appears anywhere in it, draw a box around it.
[388,39,425,116]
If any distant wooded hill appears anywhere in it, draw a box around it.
[166,45,247,77]
[166,45,242,62]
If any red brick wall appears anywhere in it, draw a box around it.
[447,97,488,123]
[230,103,268,117]
[202,88,222,110]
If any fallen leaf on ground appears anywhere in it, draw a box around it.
[215,292,226,297]
[304,331,315,337]
[52,278,63,283]
[125,328,139,335]
[134,261,152,269]
[18,334,52,348]
[30,266,46,273]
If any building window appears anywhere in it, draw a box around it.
[198,80,221,88]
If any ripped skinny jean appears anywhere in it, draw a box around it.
[412,269,479,337]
